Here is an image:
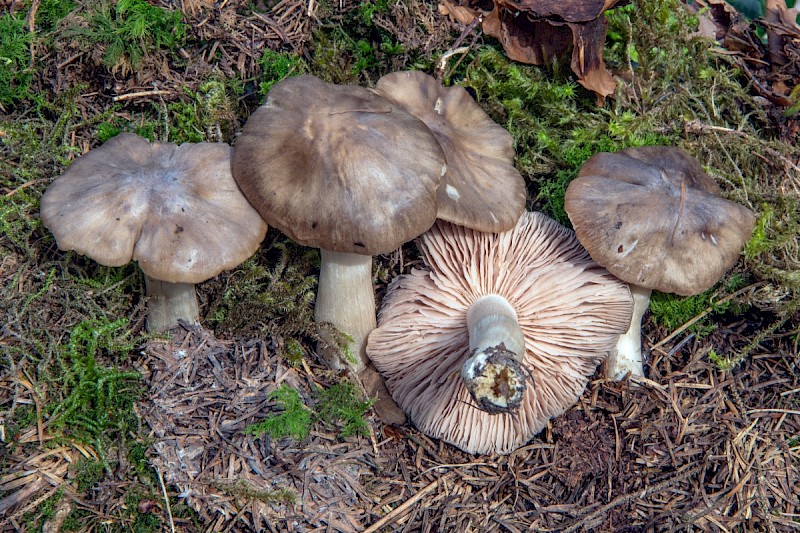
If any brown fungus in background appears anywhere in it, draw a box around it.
[439,0,624,101]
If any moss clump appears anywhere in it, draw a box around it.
[259,49,308,97]
[281,338,306,367]
[0,11,34,108]
[648,274,747,336]
[316,382,373,437]
[308,0,432,84]
[247,381,373,442]
[45,318,143,453]
[68,0,186,74]
[210,240,318,339]
[246,384,313,441]
[22,489,63,530]
[461,45,671,221]
[71,457,105,492]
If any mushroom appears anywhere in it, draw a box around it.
[375,70,534,412]
[564,146,756,380]
[375,70,527,233]
[40,133,268,332]
[366,211,633,454]
[231,74,447,373]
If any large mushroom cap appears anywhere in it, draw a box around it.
[367,211,633,455]
[40,133,267,284]
[564,146,756,295]
[231,74,447,255]
[375,70,527,233]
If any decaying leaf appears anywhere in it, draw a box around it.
[439,0,623,101]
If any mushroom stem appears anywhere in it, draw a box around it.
[461,294,527,414]
[315,249,376,372]
[144,274,200,332]
[607,285,652,380]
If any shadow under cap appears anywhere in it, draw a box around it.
[565,146,756,296]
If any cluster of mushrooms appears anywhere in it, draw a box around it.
[40,71,755,455]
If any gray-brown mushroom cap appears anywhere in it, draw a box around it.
[40,133,268,284]
[231,74,447,255]
[367,211,633,455]
[375,70,527,233]
[564,146,756,296]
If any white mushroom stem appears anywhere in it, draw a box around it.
[144,274,200,333]
[461,294,527,414]
[315,249,376,372]
[607,285,652,380]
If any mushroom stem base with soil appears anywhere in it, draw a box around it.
[461,294,527,413]
[607,285,652,380]
[144,275,200,333]
[315,249,376,373]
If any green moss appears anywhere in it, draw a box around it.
[744,200,800,290]
[259,49,308,97]
[282,338,306,367]
[45,318,143,454]
[246,380,373,442]
[246,384,313,441]
[22,489,63,530]
[121,488,164,532]
[5,404,36,443]
[0,0,75,107]
[745,204,776,259]
[0,11,34,108]
[648,274,747,335]
[462,46,670,222]
[708,348,735,371]
[37,0,78,31]
[72,457,105,492]
[308,1,421,84]
[68,0,186,73]
[315,382,373,437]
[127,439,155,485]
[211,241,318,339]
[166,99,204,144]
[61,509,92,532]
[95,121,123,142]
[357,0,391,24]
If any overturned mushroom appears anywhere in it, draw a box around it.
[367,211,632,454]
[565,146,756,379]
[40,133,267,332]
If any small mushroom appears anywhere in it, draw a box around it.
[231,74,446,373]
[366,211,633,454]
[564,146,756,380]
[375,70,527,233]
[40,133,268,332]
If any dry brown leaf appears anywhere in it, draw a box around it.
[438,0,481,27]
[689,9,723,40]
[438,0,622,102]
